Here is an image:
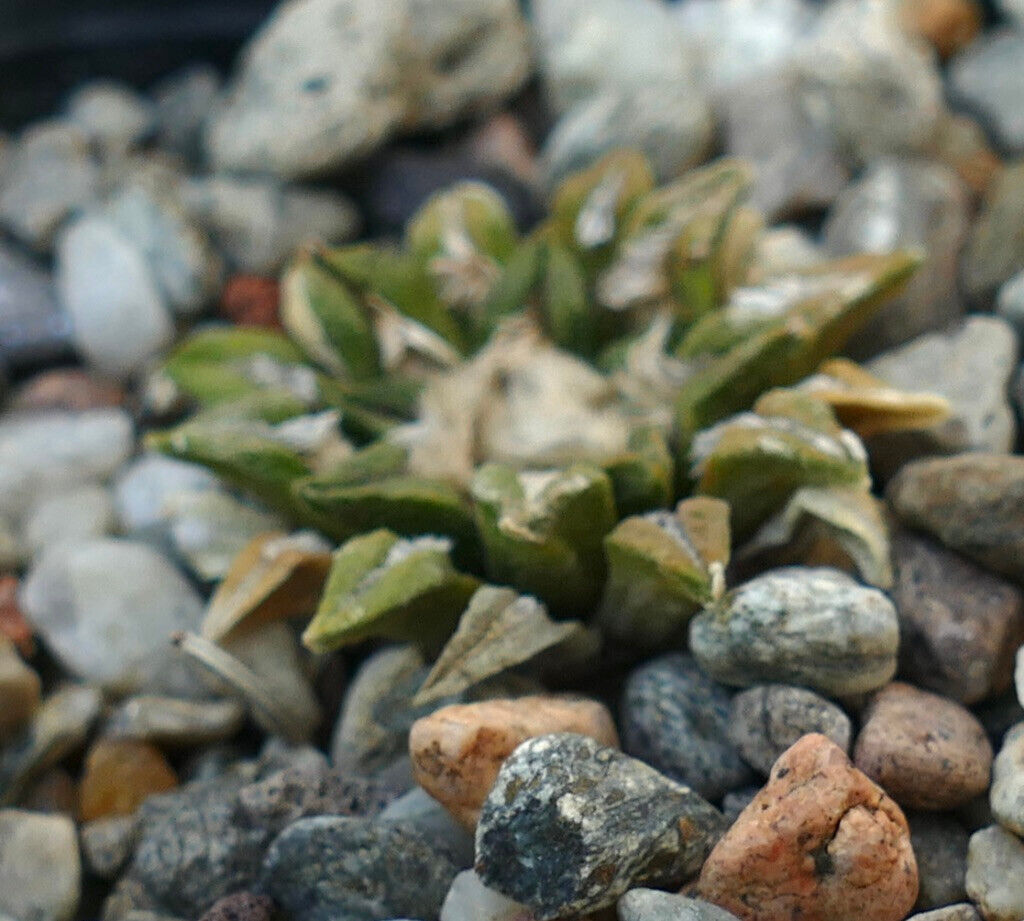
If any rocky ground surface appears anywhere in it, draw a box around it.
[1,1,1024,921]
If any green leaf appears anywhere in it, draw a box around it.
[302,530,479,654]
[602,426,674,517]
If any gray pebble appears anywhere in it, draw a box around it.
[618,889,741,921]
[949,30,1024,153]
[262,817,460,921]
[728,684,852,775]
[475,733,726,919]
[102,696,246,749]
[621,653,754,801]
[991,722,1024,836]
[907,907,981,921]
[80,815,139,880]
[721,787,761,825]
[966,825,1024,921]
[690,567,899,696]
[908,812,969,910]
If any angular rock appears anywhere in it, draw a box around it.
[618,890,741,921]
[690,567,899,695]
[853,682,991,810]
[0,810,81,921]
[410,695,618,828]
[698,734,918,921]
[0,408,132,521]
[261,816,461,921]
[79,740,179,821]
[620,653,754,801]
[867,318,1019,475]
[197,893,276,921]
[991,722,1024,836]
[966,825,1024,921]
[20,538,205,695]
[728,684,852,776]
[56,214,174,376]
[961,161,1024,302]
[207,0,530,177]
[476,733,726,919]
[949,31,1024,153]
[0,122,99,249]
[722,68,848,219]
[887,454,1024,583]
[889,529,1024,704]
[907,812,970,910]
[824,158,969,356]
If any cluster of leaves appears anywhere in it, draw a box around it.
[152,149,948,698]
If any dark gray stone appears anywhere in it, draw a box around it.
[721,787,760,825]
[728,684,852,775]
[621,653,755,801]
[262,817,460,921]
[475,733,726,919]
[908,812,970,910]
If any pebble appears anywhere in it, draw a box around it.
[698,734,918,921]
[8,369,125,414]
[721,69,847,220]
[689,567,900,696]
[541,84,713,187]
[0,243,70,372]
[908,908,981,921]
[20,538,205,695]
[887,454,1024,583]
[866,317,1019,474]
[102,182,222,318]
[927,112,1003,196]
[965,824,1024,921]
[206,0,530,178]
[907,812,970,909]
[0,121,99,250]
[151,64,222,160]
[721,787,760,824]
[0,810,81,921]
[65,81,154,152]
[220,276,281,330]
[997,270,1024,336]
[380,787,476,868]
[618,890,741,921]
[24,484,115,554]
[853,682,992,810]
[81,815,139,879]
[620,653,754,801]
[727,684,852,776]
[824,158,969,356]
[179,175,359,274]
[794,0,944,163]
[0,685,102,804]
[411,696,618,827]
[949,31,1024,154]
[440,870,533,921]
[960,162,1024,303]
[113,453,220,539]
[475,733,726,919]
[79,740,179,821]
[331,645,426,776]
[197,893,277,921]
[0,636,40,741]
[56,214,174,376]
[889,529,1024,704]
[899,0,981,57]
[991,722,1024,835]
[103,696,246,748]
[261,816,462,921]
[0,408,133,521]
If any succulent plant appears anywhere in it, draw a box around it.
[152,148,946,663]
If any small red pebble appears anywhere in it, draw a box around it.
[220,275,282,330]
[0,576,34,656]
